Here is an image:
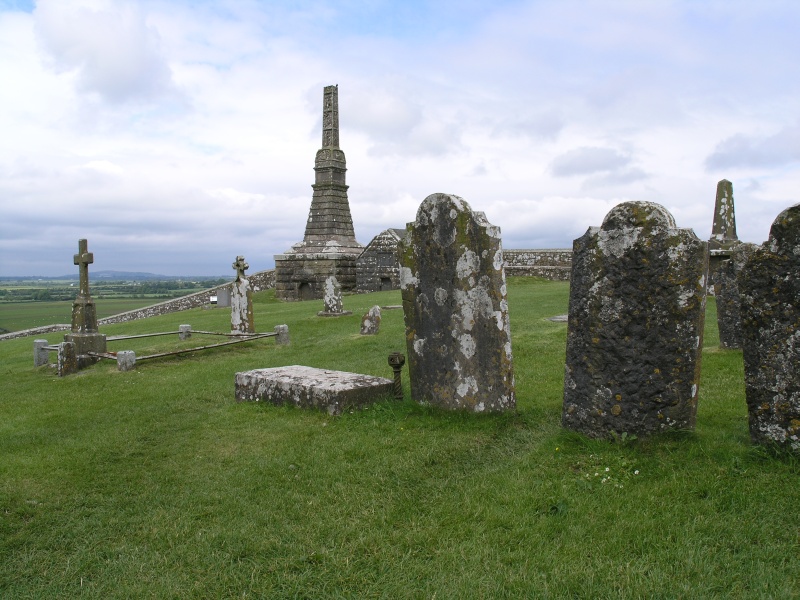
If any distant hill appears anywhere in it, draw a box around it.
[0,272,231,281]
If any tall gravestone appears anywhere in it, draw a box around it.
[231,255,255,334]
[274,85,363,300]
[715,243,757,349]
[739,203,800,452]
[562,202,707,438]
[317,275,351,316]
[64,239,107,364]
[398,193,515,412]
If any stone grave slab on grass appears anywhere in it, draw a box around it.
[235,365,393,415]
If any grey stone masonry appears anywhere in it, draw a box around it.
[716,243,758,349]
[502,249,573,280]
[562,201,708,439]
[398,193,515,413]
[235,365,394,415]
[739,203,800,452]
[356,229,408,292]
[231,256,255,334]
[275,85,363,300]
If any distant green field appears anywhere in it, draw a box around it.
[0,298,161,333]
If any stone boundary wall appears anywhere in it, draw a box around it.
[503,249,572,281]
[0,270,276,341]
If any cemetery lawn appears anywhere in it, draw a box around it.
[1,278,798,598]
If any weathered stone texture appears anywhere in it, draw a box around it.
[33,339,50,367]
[739,203,800,451]
[360,305,381,335]
[235,365,394,415]
[179,324,192,341]
[275,85,362,301]
[231,256,255,334]
[356,229,407,293]
[562,201,708,438]
[715,243,757,349]
[317,276,350,316]
[274,324,290,345]
[57,341,78,377]
[708,179,741,290]
[399,193,515,412]
[503,249,573,280]
[116,350,136,372]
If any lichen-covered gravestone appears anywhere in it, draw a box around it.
[360,305,381,335]
[231,256,255,334]
[562,201,707,438]
[398,193,515,412]
[739,203,800,452]
[715,243,757,349]
[317,275,351,316]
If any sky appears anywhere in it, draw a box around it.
[1,0,799,277]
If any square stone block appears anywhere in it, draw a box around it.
[235,365,393,415]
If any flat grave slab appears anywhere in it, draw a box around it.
[235,365,394,415]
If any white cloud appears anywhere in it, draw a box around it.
[33,0,178,103]
[550,147,632,177]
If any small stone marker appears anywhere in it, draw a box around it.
[216,286,232,308]
[360,305,381,335]
[33,339,49,367]
[388,352,405,399]
[57,341,78,377]
[179,324,192,340]
[274,324,290,345]
[116,350,136,372]
[562,201,707,438]
[317,276,351,316]
[715,243,757,350]
[739,203,800,452]
[235,365,394,415]
[398,193,515,412]
[231,256,255,334]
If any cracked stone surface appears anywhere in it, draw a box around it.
[562,201,708,438]
[235,365,393,415]
[740,203,800,452]
[398,193,515,412]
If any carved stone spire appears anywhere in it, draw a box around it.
[301,85,359,246]
[710,179,739,248]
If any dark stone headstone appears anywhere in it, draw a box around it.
[57,341,78,377]
[739,203,800,452]
[562,201,708,438]
[715,243,757,349]
[398,193,515,412]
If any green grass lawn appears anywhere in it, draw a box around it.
[0,298,164,334]
[1,279,797,598]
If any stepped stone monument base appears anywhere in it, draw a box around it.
[235,365,393,415]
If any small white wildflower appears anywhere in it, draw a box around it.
[605,467,610,472]
[634,470,639,475]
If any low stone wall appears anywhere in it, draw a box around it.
[0,270,276,341]
[503,249,572,280]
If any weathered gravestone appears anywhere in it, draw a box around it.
[715,243,757,349]
[231,256,255,334]
[317,275,351,316]
[398,193,515,412]
[739,203,800,452]
[235,365,393,415]
[33,339,50,367]
[64,239,107,365]
[57,341,78,377]
[562,201,707,438]
[360,305,381,335]
[708,179,740,289]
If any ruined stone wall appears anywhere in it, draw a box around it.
[274,254,358,301]
[0,270,276,340]
[356,229,405,293]
[498,249,572,280]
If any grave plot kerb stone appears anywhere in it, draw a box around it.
[398,193,515,412]
[739,203,800,451]
[562,201,708,438]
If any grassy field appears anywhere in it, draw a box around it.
[0,298,163,334]
[1,279,797,598]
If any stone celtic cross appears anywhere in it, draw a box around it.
[74,239,93,298]
[232,255,249,281]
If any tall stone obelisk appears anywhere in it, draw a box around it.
[708,179,741,289]
[274,85,363,301]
